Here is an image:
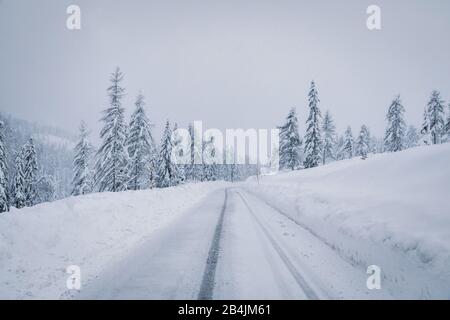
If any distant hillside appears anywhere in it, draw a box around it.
[0,112,76,201]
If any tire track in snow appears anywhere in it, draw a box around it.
[236,191,320,300]
[243,188,360,269]
[198,188,228,300]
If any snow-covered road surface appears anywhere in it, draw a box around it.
[77,187,390,300]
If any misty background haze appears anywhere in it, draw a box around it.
[1,0,450,141]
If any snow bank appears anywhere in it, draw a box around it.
[245,144,450,299]
[0,182,227,299]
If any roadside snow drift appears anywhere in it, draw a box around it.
[0,182,227,299]
[245,144,450,299]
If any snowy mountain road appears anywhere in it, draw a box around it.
[77,187,389,300]
[197,189,228,300]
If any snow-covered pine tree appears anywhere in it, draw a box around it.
[202,164,217,181]
[405,125,419,149]
[22,138,38,207]
[372,136,385,154]
[426,90,445,145]
[334,135,345,160]
[303,81,322,168]
[445,103,450,142]
[171,123,185,185]
[72,122,93,196]
[365,127,373,153]
[278,108,302,170]
[420,107,430,145]
[343,126,354,159]
[321,110,336,165]
[0,121,9,213]
[13,149,25,209]
[36,175,56,203]
[156,121,176,188]
[201,136,218,181]
[126,93,155,190]
[230,162,240,182]
[384,95,406,152]
[355,125,370,160]
[147,151,158,189]
[183,124,202,181]
[184,124,196,181]
[94,67,129,192]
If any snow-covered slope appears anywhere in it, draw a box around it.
[245,144,450,299]
[0,182,227,299]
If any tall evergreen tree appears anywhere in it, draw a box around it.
[343,126,354,159]
[229,162,240,182]
[334,135,345,160]
[445,103,450,142]
[72,122,93,196]
[372,136,385,154]
[384,95,406,152]
[0,121,9,213]
[426,90,445,145]
[22,138,38,207]
[202,136,219,181]
[304,81,322,168]
[321,110,336,165]
[94,67,129,192]
[148,151,158,189]
[13,149,25,209]
[185,124,196,181]
[184,123,204,181]
[171,123,185,184]
[156,121,176,188]
[126,93,155,190]
[420,107,431,145]
[355,125,370,159]
[405,125,419,149]
[279,108,302,170]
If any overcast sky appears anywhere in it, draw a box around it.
[1,0,449,141]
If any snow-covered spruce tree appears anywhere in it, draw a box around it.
[147,151,158,189]
[405,125,419,149]
[355,125,370,160]
[278,108,302,170]
[445,103,450,142]
[171,123,185,184]
[126,93,155,190]
[202,163,218,181]
[343,126,354,159]
[72,122,93,196]
[420,107,430,145]
[426,90,445,145]
[183,123,203,181]
[22,138,38,207]
[229,162,240,182]
[334,135,345,160]
[384,95,406,152]
[202,137,219,181]
[13,149,25,209]
[372,136,385,154]
[321,110,336,165]
[184,124,196,181]
[94,67,129,192]
[0,121,9,213]
[156,121,177,188]
[36,175,56,203]
[303,81,322,169]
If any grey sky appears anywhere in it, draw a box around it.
[1,0,449,141]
